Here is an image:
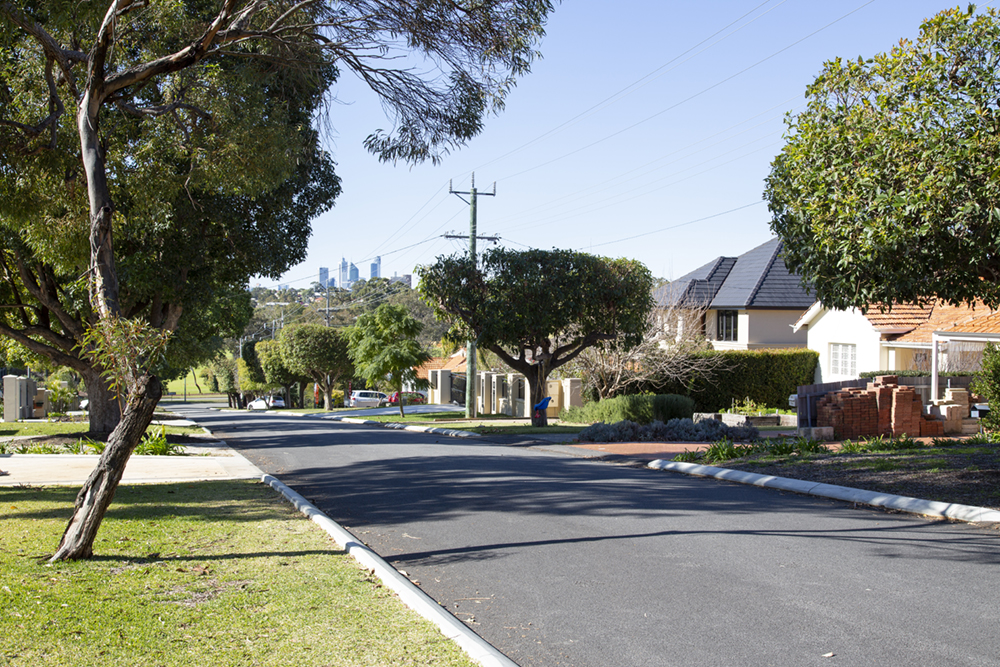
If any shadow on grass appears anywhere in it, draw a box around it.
[0,480,292,524]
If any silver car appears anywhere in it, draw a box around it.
[350,390,388,407]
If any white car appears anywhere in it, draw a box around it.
[350,390,388,407]
[247,397,269,410]
[268,395,285,408]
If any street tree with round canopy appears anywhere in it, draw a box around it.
[766,7,1000,311]
[418,248,654,426]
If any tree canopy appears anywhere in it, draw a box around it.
[418,248,654,425]
[0,0,556,561]
[279,324,353,411]
[765,6,1000,311]
[0,4,339,431]
[346,303,430,417]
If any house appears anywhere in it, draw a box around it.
[793,300,999,384]
[654,237,814,350]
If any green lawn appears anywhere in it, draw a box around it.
[0,481,476,667]
[0,422,202,439]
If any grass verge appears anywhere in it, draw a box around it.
[678,434,1000,511]
[0,481,476,667]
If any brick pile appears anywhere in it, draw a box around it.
[816,375,944,439]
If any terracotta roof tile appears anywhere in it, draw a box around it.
[863,303,934,331]
[891,301,996,343]
[938,310,1000,336]
[414,358,447,380]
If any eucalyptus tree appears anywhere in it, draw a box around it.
[418,248,654,426]
[0,0,554,560]
[766,7,1000,310]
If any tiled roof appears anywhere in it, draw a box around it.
[656,237,813,310]
[870,301,996,342]
[414,357,447,380]
[863,303,934,332]
[654,257,734,308]
[936,308,1000,336]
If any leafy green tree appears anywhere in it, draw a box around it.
[256,339,305,408]
[346,303,431,417]
[279,324,353,411]
[418,248,654,426]
[972,343,1000,431]
[1,0,553,561]
[208,356,240,408]
[766,7,1000,310]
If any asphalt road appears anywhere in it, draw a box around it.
[179,404,1000,667]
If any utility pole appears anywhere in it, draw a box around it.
[449,173,497,419]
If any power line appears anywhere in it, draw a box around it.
[495,0,877,183]
[588,201,766,250]
[469,0,791,173]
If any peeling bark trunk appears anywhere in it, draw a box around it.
[50,373,162,561]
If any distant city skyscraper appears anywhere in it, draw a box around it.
[349,262,359,284]
[339,257,349,288]
[318,267,329,288]
[370,256,381,279]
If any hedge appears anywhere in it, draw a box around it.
[858,370,972,379]
[646,349,818,412]
[561,393,694,425]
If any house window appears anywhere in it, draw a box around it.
[830,343,857,376]
[717,310,738,341]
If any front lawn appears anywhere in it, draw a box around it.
[0,481,477,667]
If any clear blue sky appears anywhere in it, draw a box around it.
[259,0,983,290]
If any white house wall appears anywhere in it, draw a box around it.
[746,310,808,348]
[706,309,807,350]
[806,307,882,383]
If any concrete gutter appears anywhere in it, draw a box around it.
[324,415,481,439]
[261,475,518,667]
[648,460,1000,524]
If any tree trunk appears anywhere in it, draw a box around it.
[50,373,162,561]
[527,366,549,427]
[80,365,121,436]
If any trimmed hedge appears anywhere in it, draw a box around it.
[576,418,759,444]
[858,370,972,379]
[647,349,818,413]
[561,393,694,425]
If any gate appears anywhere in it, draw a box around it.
[451,374,466,405]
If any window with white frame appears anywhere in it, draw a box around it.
[830,343,857,376]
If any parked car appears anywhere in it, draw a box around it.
[247,395,284,410]
[350,390,388,408]
[387,391,427,406]
[247,397,269,410]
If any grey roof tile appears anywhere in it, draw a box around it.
[661,237,812,310]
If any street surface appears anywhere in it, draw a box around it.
[177,404,1000,667]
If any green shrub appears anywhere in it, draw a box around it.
[560,394,694,425]
[859,370,972,378]
[647,349,817,412]
[971,343,1000,431]
[134,425,185,456]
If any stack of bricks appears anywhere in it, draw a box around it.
[816,375,944,439]
[816,388,878,440]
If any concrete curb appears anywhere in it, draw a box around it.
[648,460,1000,524]
[261,474,517,667]
[324,415,481,439]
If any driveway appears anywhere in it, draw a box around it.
[180,405,1000,667]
